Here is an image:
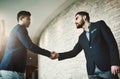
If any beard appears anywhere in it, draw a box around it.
[76,19,85,29]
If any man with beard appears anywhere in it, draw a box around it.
[51,11,120,79]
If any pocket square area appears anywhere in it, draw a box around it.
[91,29,97,33]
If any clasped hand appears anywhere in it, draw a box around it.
[50,51,58,60]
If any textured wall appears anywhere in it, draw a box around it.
[38,0,120,79]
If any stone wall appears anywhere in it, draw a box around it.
[38,0,120,79]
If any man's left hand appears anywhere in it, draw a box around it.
[111,65,120,75]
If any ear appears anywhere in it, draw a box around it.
[18,18,22,22]
[19,16,24,21]
[83,16,87,21]
[20,17,23,21]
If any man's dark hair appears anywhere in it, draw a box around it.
[17,11,31,21]
[75,11,90,22]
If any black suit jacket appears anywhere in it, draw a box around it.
[58,20,120,75]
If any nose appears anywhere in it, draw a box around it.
[75,21,78,25]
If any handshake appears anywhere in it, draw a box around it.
[50,51,58,60]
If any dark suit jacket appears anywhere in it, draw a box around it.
[0,24,50,73]
[58,20,120,75]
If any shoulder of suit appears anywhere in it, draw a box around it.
[89,20,106,29]
[89,20,103,25]
[96,20,105,24]
[95,20,105,24]
[15,24,27,33]
[91,20,106,27]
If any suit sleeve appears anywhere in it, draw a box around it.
[58,37,82,60]
[99,20,120,66]
[16,26,51,57]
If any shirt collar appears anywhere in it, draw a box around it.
[85,22,91,32]
[88,22,91,30]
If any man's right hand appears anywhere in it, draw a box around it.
[50,51,58,60]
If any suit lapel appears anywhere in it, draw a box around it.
[81,23,97,47]
[89,23,98,46]
[81,31,90,47]
[89,23,95,47]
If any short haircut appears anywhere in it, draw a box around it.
[75,11,90,22]
[17,11,31,21]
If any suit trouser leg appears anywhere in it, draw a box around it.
[88,66,119,79]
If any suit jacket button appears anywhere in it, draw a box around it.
[90,46,92,48]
